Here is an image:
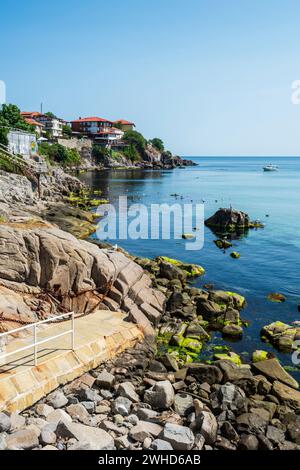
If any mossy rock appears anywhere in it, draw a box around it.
[268,293,286,303]
[181,337,203,354]
[226,292,246,309]
[214,351,242,366]
[156,256,205,277]
[214,239,233,249]
[252,350,269,362]
[230,251,240,259]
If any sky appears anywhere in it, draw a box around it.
[1,0,300,156]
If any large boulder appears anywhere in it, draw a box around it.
[252,358,299,389]
[0,225,165,334]
[144,380,175,409]
[205,208,250,231]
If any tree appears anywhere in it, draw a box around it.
[0,127,8,146]
[123,143,140,162]
[150,137,164,152]
[92,144,111,161]
[45,111,57,119]
[38,142,80,166]
[62,124,72,138]
[123,130,146,156]
[0,103,34,133]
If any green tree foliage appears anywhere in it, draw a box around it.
[39,142,80,166]
[62,124,72,138]
[0,104,34,133]
[92,144,111,161]
[45,111,57,119]
[123,143,140,162]
[123,130,146,156]
[0,127,8,146]
[150,137,164,152]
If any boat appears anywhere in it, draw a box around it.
[263,163,278,172]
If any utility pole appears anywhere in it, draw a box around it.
[40,102,43,114]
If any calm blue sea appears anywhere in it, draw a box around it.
[80,157,300,377]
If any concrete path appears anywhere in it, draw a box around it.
[0,310,143,412]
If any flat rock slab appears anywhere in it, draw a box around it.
[272,381,300,410]
[56,421,115,450]
[253,358,299,389]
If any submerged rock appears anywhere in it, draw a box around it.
[267,293,286,303]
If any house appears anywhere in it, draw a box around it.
[21,112,64,138]
[23,117,44,136]
[113,119,135,132]
[93,126,124,145]
[70,117,113,136]
[7,129,37,159]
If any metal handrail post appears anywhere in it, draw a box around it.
[71,312,75,350]
[34,324,37,366]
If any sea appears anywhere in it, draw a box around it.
[79,157,300,378]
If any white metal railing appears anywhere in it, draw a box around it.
[0,312,75,367]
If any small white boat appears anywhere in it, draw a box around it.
[263,164,278,172]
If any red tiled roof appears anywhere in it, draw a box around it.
[114,119,135,125]
[71,117,112,123]
[24,118,44,127]
[21,111,44,118]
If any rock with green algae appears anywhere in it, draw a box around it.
[252,350,270,362]
[225,292,246,309]
[181,337,203,354]
[213,351,242,366]
[230,251,241,259]
[156,256,205,277]
[222,323,243,338]
[268,293,286,303]
[214,239,233,249]
[261,321,300,352]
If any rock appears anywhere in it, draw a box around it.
[182,233,195,240]
[160,353,179,372]
[238,434,259,450]
[56,422,115,450]
[205,208,251,231]
[156,256,205,278]
[0,434,7,450]
[188,363,223,384]
[216,360,252,382]
[196,411,218,445]
[47,390,68,409]
[36,403,54,418]
[10,412,26,431]
[230,252,240,259]
[268,293,286,303]
[46,409,72,425]
[236,413,268,434]
[144,380,175,410]
[136,407,158,421]
[222,324,243,338]
[161,423,195,450]
[129,421,163,442]
[0,412,11,432]
[174,393,194,416]
[221,421,239,443]
[252,350,270,362]
[257,433,273,450]
[112,396,132,416]
[115,435,130,449]
[213,383,246,413]
[117,382,140,403]
[40,428,57,445]
[252,358,299,389]
[215,436,237,450]
[272,381,300,409]
[81,401,95,414]
[151,438,173,450]
[261,321,300,352]
[6,429,39,450]
[213,352,242,366]
[266,425,285,445]
[41,445,58,450]
[66,404,90,422]
[95,370,115,389]
[214,239,232,249]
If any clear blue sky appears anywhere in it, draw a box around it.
[1,0,300,156]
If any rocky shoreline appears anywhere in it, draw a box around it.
[0,169,299,451]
